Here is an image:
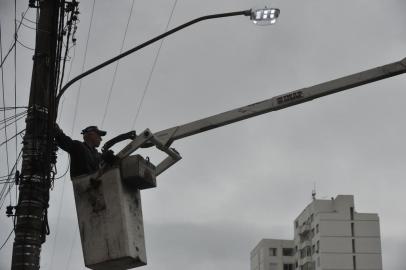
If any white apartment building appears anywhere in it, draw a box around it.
[251,195,382,270]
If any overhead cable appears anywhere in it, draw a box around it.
[0,22,11,181]
[131,0,179,129]
[0,149,22,210]
[0,7,29,69]
[69,0,95,131]
[100,0,136,128]
[0,106,27,111]
[14,0,18,184]
[0,129,25,148]
[0,229,14,251]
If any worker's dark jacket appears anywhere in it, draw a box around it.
[55,129,102,178]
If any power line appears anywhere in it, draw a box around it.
[15,19,50,33]
[0,110,27,123]
[16,38,35,51]
[0,7,29,69]
[58,46,76,118]
[100,0,136,128]
[0,181,14,184]
[54,0,66,102]
[0,111,27,130]
[0,228,14,251]
[0,173,14,178]
[22,16,38,25]
[14,0,18,193]
[0,182,15,208]
[0,115,27,134]
[0,129,25,148]
[0,177,15,183]
[0,175,14,182]
[0,177,15,181]
[15,19,37,31]
[0,149,22,210]
[0,106,27,111]
[70,0,96,131]
[0,22,11,184]
[131,0,179,129]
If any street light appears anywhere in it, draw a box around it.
[251,7,280,25]
[55,7,280,109]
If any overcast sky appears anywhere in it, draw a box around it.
[1,0,406,269]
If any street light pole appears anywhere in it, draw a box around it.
[55,8,280,108]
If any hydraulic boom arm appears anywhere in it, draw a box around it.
[117,57,406,175]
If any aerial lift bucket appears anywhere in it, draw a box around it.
[71,155,156,270]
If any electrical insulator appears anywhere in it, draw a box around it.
[28,0,39,8]
[6,206,14,217]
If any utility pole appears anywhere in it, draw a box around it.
[11,0,61,269]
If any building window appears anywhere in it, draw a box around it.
[350,207,354,220]
[315,224,319,234]
[307,246,312,257]
[283,248,294,256]
[351,222,355,237]
[310,214,314,222]
[299,246,312,258]
[352,239,356,253]
[269,248,277,256]
[300,248,305,258]
[283,263,295,270]
[353,255,357,270]
[270,263,278,270]
[295,220,299,228]
[316,240,320,253]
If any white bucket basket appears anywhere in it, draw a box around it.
[72,164,147,270]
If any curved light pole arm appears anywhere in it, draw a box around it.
[55,9,251,107]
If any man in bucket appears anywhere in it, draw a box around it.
[55,125,115,178]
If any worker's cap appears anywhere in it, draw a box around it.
[81,126,107,136]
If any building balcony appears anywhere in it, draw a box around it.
[299,223,311,235]
[299,240,312,249]
[299,255,313,266]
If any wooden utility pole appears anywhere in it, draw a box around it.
[11,0,61,269]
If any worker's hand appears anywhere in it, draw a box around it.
[101,150,117,165]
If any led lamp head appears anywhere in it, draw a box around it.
[251,7,280,25]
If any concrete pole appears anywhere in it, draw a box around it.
[11,0,60,269]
